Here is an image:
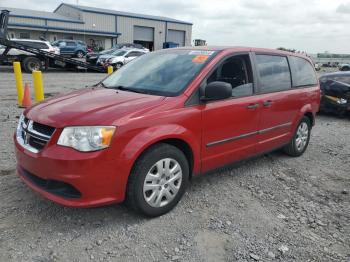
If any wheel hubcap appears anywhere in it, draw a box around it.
[29,62,40,71]
[143,158,182,208]
[295,122,309,151]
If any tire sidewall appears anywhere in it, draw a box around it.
[76,51,84,58]
[292,117,311,156]
[132,145,189,217]
[23,57,42,73]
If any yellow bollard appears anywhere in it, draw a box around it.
[32,70,45,102]
[13,62,24,106]
[107,66,113,75]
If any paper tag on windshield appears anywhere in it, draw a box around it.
[192,55,209,63]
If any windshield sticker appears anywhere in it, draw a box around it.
[192,55,209,63]
[189,50,215,56]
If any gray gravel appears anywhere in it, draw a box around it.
[0,66,349,261]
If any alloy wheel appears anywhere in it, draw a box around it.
[295,122,309,151]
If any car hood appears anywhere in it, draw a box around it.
[25,87,166,128]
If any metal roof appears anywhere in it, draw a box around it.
[55,3,193,25]
[1,7,84,23]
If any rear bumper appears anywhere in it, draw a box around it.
[14,135,129,207]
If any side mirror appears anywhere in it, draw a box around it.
[201,81,232,101]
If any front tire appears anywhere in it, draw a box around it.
[283,116,311,157]
[126,143,189,217]
[76,50,85,58]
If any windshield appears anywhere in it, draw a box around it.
[111,50,127,56]
[100,49,115,55]
[102,49,217,96]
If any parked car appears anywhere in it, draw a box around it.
[15,47,320,216]
[97,48,148,69]
[86,48,116,65]
[339,63,350,71]
[114,43,148,51]
[319,72,350,116]
[0,39,60,72]
[87,44,149,66]
[52,40,87,58]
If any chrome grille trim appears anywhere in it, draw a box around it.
[16,117,55,153]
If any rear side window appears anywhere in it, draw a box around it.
[289,56,317,87]
[256,54,291,93]
[66,41,76,47]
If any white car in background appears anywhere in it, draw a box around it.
[0,39,60,56]
[0,39,60,72]
[97,48,148,69]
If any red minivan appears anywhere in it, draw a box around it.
[14,47,320,216]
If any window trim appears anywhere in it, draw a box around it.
[185,51,258,106]
[252,52,293,95]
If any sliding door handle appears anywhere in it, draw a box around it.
[246,103,259,110]
[263,100,273,107]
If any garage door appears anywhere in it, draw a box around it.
[167,29,185,46]
[133,26,154,42]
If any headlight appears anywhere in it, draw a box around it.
[57,126,116,152]
[337,98,347,104]
[325,95,347,104]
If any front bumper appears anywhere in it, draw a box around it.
[14,135,128,207]
[320,97,350,114]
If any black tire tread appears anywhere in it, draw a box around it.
[22,56,41,73]
[125,143,189,217]
[283,116,311,157]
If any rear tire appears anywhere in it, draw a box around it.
[126,143,189,217]
[22,57,42,73]
[283,116,311,157]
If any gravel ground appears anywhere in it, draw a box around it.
[0,66,349,262]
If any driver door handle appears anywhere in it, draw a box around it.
[263,100,273,107]
[246,103,259,110]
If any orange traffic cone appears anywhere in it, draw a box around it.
[21,83,32,108]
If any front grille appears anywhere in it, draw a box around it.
[18,118,55,152]
[32,122,55,137]
[21,168,82,199]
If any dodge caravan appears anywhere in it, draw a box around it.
[15,47,320,216]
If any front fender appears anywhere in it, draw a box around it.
[119,124,201,174]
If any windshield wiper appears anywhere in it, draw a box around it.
[115,86,146,94]
[94,81,107,88]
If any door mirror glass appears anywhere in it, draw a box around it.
[201,81,232,101]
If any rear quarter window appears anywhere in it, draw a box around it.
[289,56,317,87]
[256,54,291,93]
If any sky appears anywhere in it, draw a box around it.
[1,0,349,54]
